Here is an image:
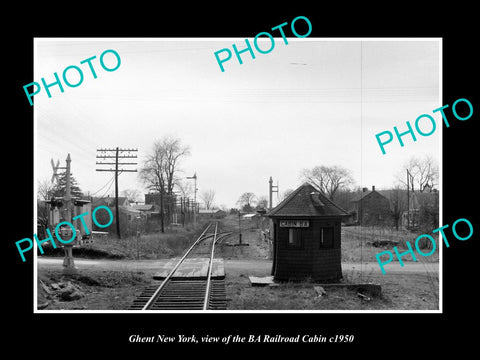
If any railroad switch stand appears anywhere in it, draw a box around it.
[59,226,79,275]
[50,153,82,276]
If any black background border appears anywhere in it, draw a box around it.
[6,4,478,354]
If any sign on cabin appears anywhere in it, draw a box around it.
[279,220,310,228]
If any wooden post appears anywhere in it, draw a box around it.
[115,147,121,238]
[96,147,138,238]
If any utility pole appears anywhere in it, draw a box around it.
[269,176,279,209]
[64,154,72,222]
[186,172,197,226]
[238,210,242,244]
[96,147,138,239]
[407,169,410,230]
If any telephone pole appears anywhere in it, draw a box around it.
[186,172,197,226]
[96,147,138,239]
[406,169,412,230]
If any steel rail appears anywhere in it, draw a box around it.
[142,222,214,310]
[214,232,232,245]
[203,222,218,310]
[194,231,232,247]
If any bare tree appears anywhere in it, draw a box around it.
[37,178,55,200]
[37,179,55,235]
[121,189,141,203]
[237,192,256,212]
[200,189,216,209]
[416,156,439,192]
[163,137,191,194]
[256,195,269,209]
[300,165,354,200]
[399,156,439,192]
[176,180,193,198]
[139,136,190,232]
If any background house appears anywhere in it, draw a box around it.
[198,209,227,219]
[90,196,141,236]
[130,204,158,220]
[350,186,391,226]
[93,196,130,208]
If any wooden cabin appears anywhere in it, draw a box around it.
[267,182,349,282]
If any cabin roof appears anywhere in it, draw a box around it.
[267,182,350,218]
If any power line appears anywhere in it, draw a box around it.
[90,178,116,204]
[96,147,138,239]
[90,173,116,196]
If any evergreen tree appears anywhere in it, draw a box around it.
[52,172,83,198]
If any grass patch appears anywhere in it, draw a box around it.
[341,226,440,263]
[226,276,391,310]
[225,271,438,310]
[38,222,209,260]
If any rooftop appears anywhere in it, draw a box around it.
[131,204,155,211]
[199,209,225,214]
[350,187,388,202]
[267,182,350,218]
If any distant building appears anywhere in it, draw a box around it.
[130,204,158,219]
[91,196,144,227]
[92,196,130,208]
[145,193,162,206]
[350,186,391,226]
[198,209,227,219]
[144,192,181,224]
[121,206,142,221]
[241,213,260,220]
[241,212,264,229]
[131,204,156,213]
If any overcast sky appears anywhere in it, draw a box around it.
[35,38,441,209]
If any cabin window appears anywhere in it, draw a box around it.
[288,228,302,248]
[320,227,334,248]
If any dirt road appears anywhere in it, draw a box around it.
[37,257,438,277]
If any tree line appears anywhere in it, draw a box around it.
[38,133,438,235]
[234,155,439,232]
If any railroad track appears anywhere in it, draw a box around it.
[130,222,232,310]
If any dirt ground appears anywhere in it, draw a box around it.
[37,226,439,311]
[37,263,438,311]
[38,269,150,310]
[224,269,438,311]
